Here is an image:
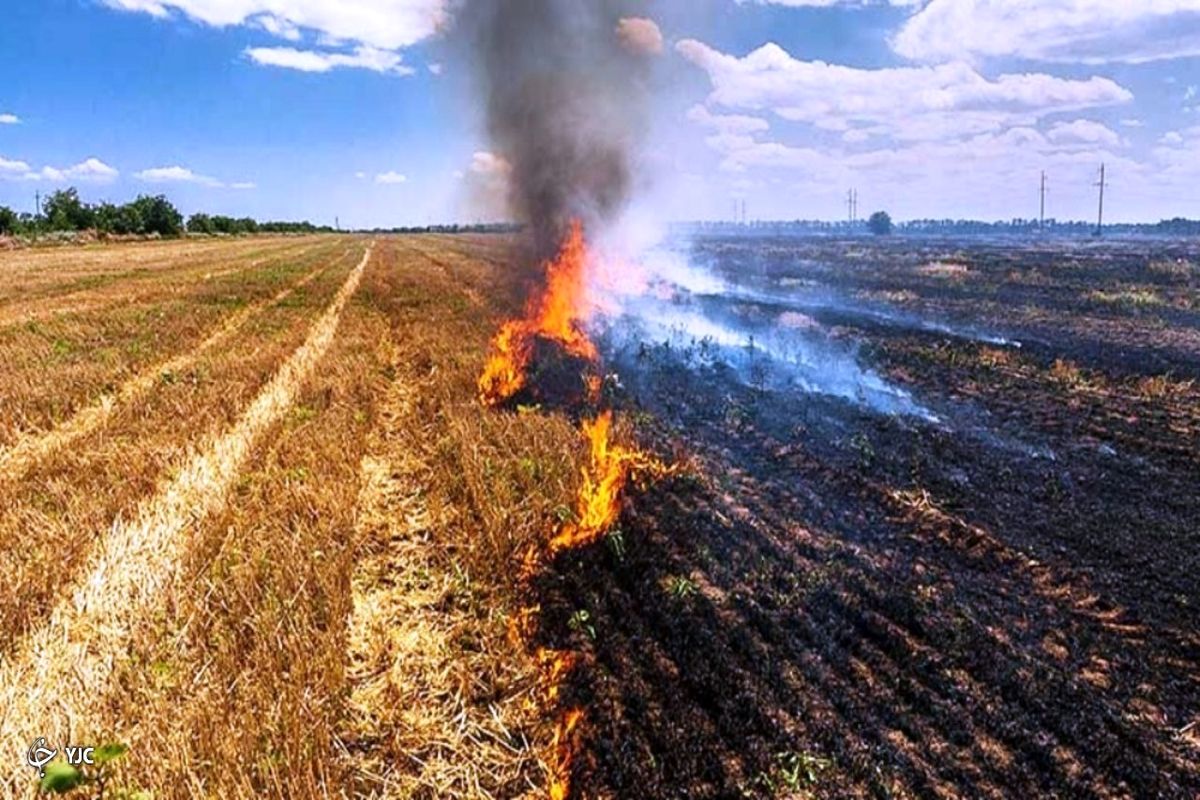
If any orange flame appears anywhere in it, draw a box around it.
[549,411,670,554]
[479,221,598,406]
[536,648,580,706]
[549,707,585,800]
[483,222,674,800]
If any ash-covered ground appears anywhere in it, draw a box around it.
[538,234,1200,799]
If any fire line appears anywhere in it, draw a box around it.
[477,222,672,800]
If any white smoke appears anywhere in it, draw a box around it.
[585,231,936,419]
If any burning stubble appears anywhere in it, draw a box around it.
[459,0,649,256]
[460,5,666,795]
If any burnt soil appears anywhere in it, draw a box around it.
[530,236,1200,799]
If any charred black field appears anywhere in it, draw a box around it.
[531,233,1200,799]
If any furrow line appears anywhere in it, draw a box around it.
[0,247,350,484]
[0,244,372,794]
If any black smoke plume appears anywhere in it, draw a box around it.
[459,0,649,257]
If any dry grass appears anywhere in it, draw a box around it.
[0,235,585,800]
[915,261,972,279]
[1085,287,1165,308]
[99,251,384,799]
[338,347,541,799]
[0,247,370,790]
[978,346,1018,369]
[0,240,313,329]
[0,244,350,483]
[1048,357,1084,385]
[1147,258,1197,280]
[331,240,574,797]
[0,236,315,309]
[0,238,351,446]
[856,288,919,305]
[0,244,359,651]
[1135,373,1196,401]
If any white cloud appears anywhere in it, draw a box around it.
[894,0,1200,64]
[1148,127,1200,197]
[616,17,665,56]
[102,0,447,51]
[1047,119,1123,148]
[135,164,248,188]
[244,45,411,74]
[0,114,19,125]
[103,0,442,75]
[1120,118,1145,128]
[255,13,301,41]
[1,157,119,183]
[0,156,32,176]
[374,171,408,184]
[720,126,1149,216]
[677,39,1132,142]
[687,104,770,135]
[704,132,830,174]
[64,158,120,182]
[136,165,221,186]
[427,62,443,75]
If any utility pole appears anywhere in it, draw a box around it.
[34,191,41,241]
[1039,171,1047,231]
[1094,163,1108,236]
[847,189,854,225]
[853,189,858,224]
[335,215,340,232]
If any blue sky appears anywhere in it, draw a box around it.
[2,0,1199,226]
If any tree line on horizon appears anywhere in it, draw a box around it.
[0,187,333,238]
[5,188,1197,240]
[683,215,1200,237]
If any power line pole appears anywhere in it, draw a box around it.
[1094,163,1108,237]
[1039,171,1047,231]
[847,189,854,225]
[853,189,858,223]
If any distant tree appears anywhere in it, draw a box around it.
[129,195,182,236]
[867,210,893,236]
[0,206,18,235]
[42,188,96,231]
[1154,217,1200,236]
[94,201,144,235]
[237,217,259,235]
[209,215,236,235]
[187,213,215,234]
[94,202,119,233]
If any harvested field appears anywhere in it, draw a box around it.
[0,233,1197,800]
